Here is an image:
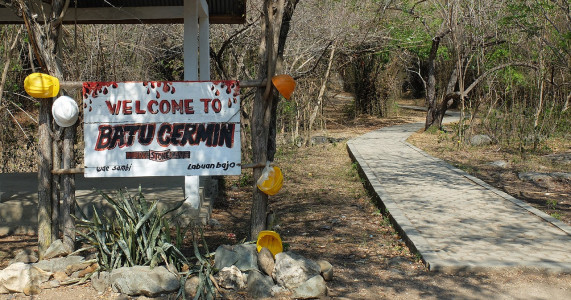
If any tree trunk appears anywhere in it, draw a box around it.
[308,43,335,143]
[424,36,441,130]
[433,62,538,129]
[37,98,53,257]
[13,0,69,257]
[0,27,21,171]
[51,127,62,242]
[62,124,76,252]
[424,29,451,130]
[250,0,298,239]
[250,0,274,240]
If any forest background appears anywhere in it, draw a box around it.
[0,0,569,174]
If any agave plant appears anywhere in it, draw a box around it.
[76,187,189,271]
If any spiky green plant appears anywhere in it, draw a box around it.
[76,187,189,271]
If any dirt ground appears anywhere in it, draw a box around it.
[1,98,571,299]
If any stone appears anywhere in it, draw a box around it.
[518,172,552,182]
[65,260,94,275]
[489,160,508,168]
[519,172,571,184]
[310,136,330,145]
[389,268,405,276]
[317,260,333,281]
[544,152,571,164]
[110,266,180,297]
[208,218,221,227]
[22,284,41,296]
[257,247,275,276]
[246,270,273,299]
[552,172,571,180]
[43,239,70,259]
[216,266,245,290]
[388,257,408,267]
[40,279,61,290]
[0,262,53,294]
[470,134,492,146]
[273,252,321,290]
[214,244,258,272]
[270,285,292,298]
[33,255,85,273]
[310,136,346,146]
[53,271,68,282]
[78,263,99,278]
[293,275,328,299]
[10,249,38,264]
[91,271,110,293]
[184,276,200,299]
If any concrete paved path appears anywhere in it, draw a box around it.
[347,118,571,273]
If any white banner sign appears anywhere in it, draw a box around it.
[83,81,241,177]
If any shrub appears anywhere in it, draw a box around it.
[76,187,189,271]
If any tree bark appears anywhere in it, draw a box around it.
[308,43,335,141]
[51,127,62,242]
[37,98,53,257]
[423,28,452,130]
[432,62,538,129]
[0,27,21,171]
[250,0,298,240]
[424,36,441,130]
[11,0,70,257]
[62,124,76,252]
[250,0,273,240]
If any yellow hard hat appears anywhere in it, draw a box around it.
[256,230,283,258]
[257,166,283,196]
[24,73,60,98]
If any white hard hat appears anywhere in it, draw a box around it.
[52,95,79,127]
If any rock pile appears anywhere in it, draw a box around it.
[211,243,332,299]
[1,240,333,299]
[0,239,98,296]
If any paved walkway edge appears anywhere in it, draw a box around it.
[402,141,571,237]
[347,123,571,273]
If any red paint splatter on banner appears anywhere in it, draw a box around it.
[83,82,117,99]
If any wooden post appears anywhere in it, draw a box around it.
[62,123,76,252]
[37,98,53,258]
[51,126,62,242]
[250,0,285,240]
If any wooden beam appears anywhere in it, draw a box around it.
[61,79,267,89]
[0,7,245,25]
[52,168,84,175]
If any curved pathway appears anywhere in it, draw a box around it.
[347,117,571,273]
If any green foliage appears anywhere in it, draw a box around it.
[76,187,189,271]
[238,172,252,187]
[184,228,217,300]
[481,101,569,155]
[425,125,441,135]
[550,212,562,220]
[348,161,359,180]
[546,199,558,210]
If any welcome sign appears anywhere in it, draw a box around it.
[83,81,241,177]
